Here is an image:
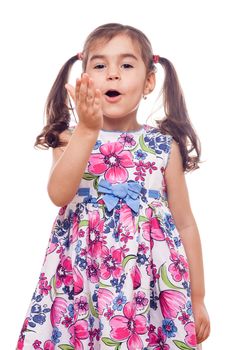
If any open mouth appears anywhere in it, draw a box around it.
[105,90,121,97]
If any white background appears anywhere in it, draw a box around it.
[0,0,232,349]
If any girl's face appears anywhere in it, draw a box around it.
[85,34,155,122]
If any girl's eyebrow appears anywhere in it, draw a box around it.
[89,53,138,61]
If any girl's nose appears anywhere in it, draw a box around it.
[107,68,120,80]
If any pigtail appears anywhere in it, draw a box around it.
[34,55,78,149]
[156,57,201,172]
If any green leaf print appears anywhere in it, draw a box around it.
[141,303,150,315]
[49,274,56,301]
[138,215,148,223]
[115,344,122,350]
[173,340,195,350]
[102,337,121,346]
[99,281,112,288]
[82,172,98,181]
[89,294,99,318]
[79,220,89,228]
[93,176,99,191]
[160,264,184,290]
[139,134,156,155]
[122,254,137,268]
[58,345,75,350]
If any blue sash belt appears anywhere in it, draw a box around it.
[98,179,142,213]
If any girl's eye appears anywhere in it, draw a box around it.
[94,64,105,69]
[122,64,133,69]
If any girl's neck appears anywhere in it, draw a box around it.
[102,117,142,133]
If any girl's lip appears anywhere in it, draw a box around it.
[104,94,122,103]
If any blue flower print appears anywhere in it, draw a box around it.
[75,240,82,254]
[186,300,193,315]
[51,326,62,344]
[174,236,181,247]
[94,140,102,150]
[144,130,171,156]
[68,304,74,318]
[164,213,175,233]
[32,313,46,325]
[162,318,178,338]
[113,292,127,311]
[55,218,71,237]
[135,149,148,160]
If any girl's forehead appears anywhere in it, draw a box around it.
[87,34,142,57]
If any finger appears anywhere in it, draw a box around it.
[197,320,207,343]
[86,78,95,107]
[79,73,88,104]
[93,89,102,111]
[65,84,75,101]
[75,78,81,104]
[199,323,210,343]
[196,320,204,344]
[194,319,201,339]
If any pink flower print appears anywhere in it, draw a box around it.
[43,341,55,350]
[104,307,114,320]
[58,206,66,215]
[130,265,141,289]
[145,161,157,174]
[134,291,149,310]
[119,204,136,238]
[69,319,89,350]
[142,208,165,242]
[133,160,147,181]
[87,210,104,258]
[39,273,52,296]
[33,340,42,349]
[70,213,79,244]
[62,315,73,328]
[17,317,29,349]
[17,337,25,350]
[100,246,123,280]
[46,239,58,256]
[74,295,89,316]
[110,301,147,350]
[88,142,134,183]
[178,311,190,324]
[159,290,186,319]
[138,242,149,254]
[97,288,114,315]
[118,133,136,147]
[146,262,160,283]
[168,249,189,282]
[86,256,100,283]
[73,265,84,295]
[55,256,73,288]
[184,322,197,347]
[51,297,67,327]
[147,326,170,350]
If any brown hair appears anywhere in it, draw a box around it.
[34,23,201,172]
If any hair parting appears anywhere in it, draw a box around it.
[34,23,201,172]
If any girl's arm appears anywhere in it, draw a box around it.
[47,74,103,207]
[164,140,210,344]
[47,124,99,207]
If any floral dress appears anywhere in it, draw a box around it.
[17,124,199,350]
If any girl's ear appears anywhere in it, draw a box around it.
[143,71,156,96]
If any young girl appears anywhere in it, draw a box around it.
[17,23,210,350]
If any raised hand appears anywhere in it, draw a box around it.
[65,73,103,131]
